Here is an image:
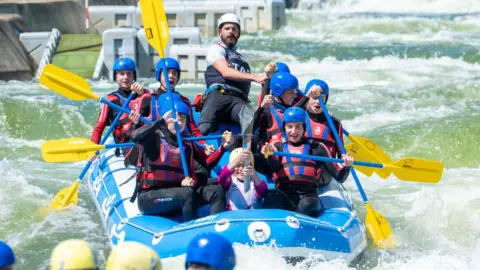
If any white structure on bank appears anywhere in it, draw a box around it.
[98,27,207,80]
[88,0,286,36]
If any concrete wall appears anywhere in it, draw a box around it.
[0,0,90,34]
[88,0,286,36]
[0,14,37,81]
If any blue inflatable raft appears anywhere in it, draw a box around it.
[87,123,367,264]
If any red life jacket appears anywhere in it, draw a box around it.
[305,115,340,158]
[274,142,322,186]
[267,105,285,144]
[111,91,151,143]
[141,134,191,189]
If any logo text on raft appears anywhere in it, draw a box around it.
[153,198,173,203]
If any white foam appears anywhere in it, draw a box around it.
[278,15,480,45]
[317,0,480,14]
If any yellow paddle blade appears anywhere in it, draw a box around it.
[42,137,104,163]
[365,203,396,248]
[345,135,394,178]
[40,64,98,101]
[40,180,80,216]
[139,0,169,57]
[385,158,444,183]
[345,143,375,177]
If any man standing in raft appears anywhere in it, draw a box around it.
[196,13,266,134]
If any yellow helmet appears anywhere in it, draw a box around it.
[229,148,254,166]
[106,241,162,270]
[50,239,98,270]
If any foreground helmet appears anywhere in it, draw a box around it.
[0,241,15,268]
[106,241,161,270]
[50,239,98,270]
[185,233,235,270]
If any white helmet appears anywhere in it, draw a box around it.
[218,13,241,30]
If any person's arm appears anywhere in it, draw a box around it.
[217,165,234,190]
[334,117,345,157]
[128,94,152,134]
[90,96,120,143]
[256,108,273,143]
[212,59,262,82]
[192,143,226,170]
[252,172,268,199]
[253,143,282,175]
[208,44,263,83]
[313,143,351,183]
[130,119,164,160]
[294,96,309,108]
[252,106,270,131]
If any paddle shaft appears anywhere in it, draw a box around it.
[101,98,152,125]
[78,93,136,180]
[318,97,369,203]
[183,135,223,141]
[271,151,384,168]
[254,79,271,125]
[161,63,190,177]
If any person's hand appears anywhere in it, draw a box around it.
[222,131,233,148]
[129,111,140,125]
[261,143,275,158]
[254,74,267,84]
[341,153,354,167]
[241,165,254,176]
[264,62,277,79]
[239,149,253,165]
[204,145,215,155]
[130,82,145,95]
[260,94,274,108]
[181,178,195,187]
[161,110,176,124]
[306,85,322,99]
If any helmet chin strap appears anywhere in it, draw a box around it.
[276,96,287,106]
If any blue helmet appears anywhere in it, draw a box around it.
[270,72,299,97]
[283,107,307,123]
[304,79,329,96]
[0,241,15,268]
[304,79,329,104]
[185,233,235,270]
[157,92,182,106]
[275,62,290,73]
[113,57,136,81]
[155,58,181,82]
[159,99,190,119]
